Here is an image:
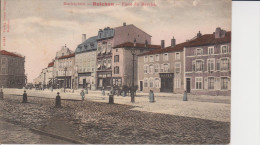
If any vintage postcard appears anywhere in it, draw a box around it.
[0,0,231,144]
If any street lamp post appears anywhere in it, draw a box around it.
[130,48,136,103]
[64,67,67,93]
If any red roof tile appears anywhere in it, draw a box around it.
[138,31,231,56]
[58,53,75,60]
[48,61,54,67]
[0,50,23,58]
[185,31,231,47]
[138,41,189,56]
[113,42,161,49]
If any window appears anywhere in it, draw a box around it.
[1,68,6,74]
[149,78,154,88]
[160,64,164,72]
[1,57,7,65]
[144,65,148,74]
[164,63,169,72]
[195,48,203,55]
[107,43,112,53]
[175,62,181,74]
[144,56,148,62]
[208,47,214,55]
[175,52,180,60]
[220,58,230,71]
[155,54,159,61]
[155,78,160,88]
[116,48,118,52]
[194,60,204,72]
[207,59,215,72]
[221,77,228,90]
[114,66,119,74]
[113,78,122,86]
[221,45,229,54]
[154,64,159,73]
[208,77,214,89]
[175,78,181,88]
[149,55,154,62]
[114,55,119,62]
[195,77,203,89]
[144,78,148,87]
[163,53,168,61]
[149,64,154,74]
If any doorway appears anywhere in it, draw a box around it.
[186,78,191,93]
[140,81,143,91]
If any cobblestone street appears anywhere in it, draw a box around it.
[0,91,230,144]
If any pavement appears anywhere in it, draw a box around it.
[2,88,231,122]
[0,94,230,144]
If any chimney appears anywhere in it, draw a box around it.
[145,40,148,48]
[171,36,176,48]
[161,40,165,49]
[215,27,226,38]
[123,22,126,26]
[134,38,136,47]
[197,31,202,38]
[82,34,86,42]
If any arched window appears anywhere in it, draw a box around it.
[155,78,160,88]
[149,78,154,88]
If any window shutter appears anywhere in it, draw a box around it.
[194,50,196,56]
[192,61,195,72]
[207,60,210,72]
[216,59,220,71]
[204,77,208,89]
[228,78,231,90]
[228,59,231,70]
[216,77,220,90]
[161,64,164,72]
[202,61,204,72]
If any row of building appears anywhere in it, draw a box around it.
[34,23,231,96]
[0,50,26,88]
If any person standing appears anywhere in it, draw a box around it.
[80,90,85,101]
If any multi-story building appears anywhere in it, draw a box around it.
[184,28,231,96]
[137,38,188,93]
[53,45,74,88]
[75,35,98,90]
[0,50,26,88]
[56,53,75,89]
[96,23,152,90]
[113,42,160,88]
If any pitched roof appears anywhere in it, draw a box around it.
[0,50,23,58]
[58,53,75,60]
[185,31,231,47]
[113,42,161,49]
[138,41,189,56]
[114,24,152,37]
[138,31,231,56]
[48,61,54,67]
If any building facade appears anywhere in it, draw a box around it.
[96,23,152,90]
[75,35,98,90]
[0,50,26,88]
[53,45,74,88]
[113,42,160,88]
[184,28,231,96]
[138,39,187,93]
[56,53,75,89]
